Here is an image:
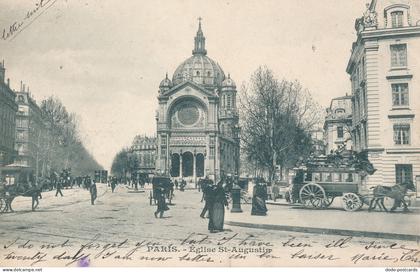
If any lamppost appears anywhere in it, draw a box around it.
[169,150,172,178]
[233,124,241,177]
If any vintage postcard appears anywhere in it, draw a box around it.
[0,0,419,269]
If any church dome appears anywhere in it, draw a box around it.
[222,74,236,88]
[172,55,225,87]
[171,20,225,87]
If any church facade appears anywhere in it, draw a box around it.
[155,21,240,182]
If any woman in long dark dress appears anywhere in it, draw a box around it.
[251,180,268,216]
[208,182,228,233]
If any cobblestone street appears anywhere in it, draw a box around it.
[0,184,418,267]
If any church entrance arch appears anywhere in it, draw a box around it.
[170,153,180,177]
[196,153,204,177]
[182,152,194,177]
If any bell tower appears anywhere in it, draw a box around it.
[219,74,238,137]
[218,74,240,176]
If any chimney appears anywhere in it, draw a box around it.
[0,60,5,83]
[7,78,10,87]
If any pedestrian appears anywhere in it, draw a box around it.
[179,179,186,191]
[90,180,97,205]
[168,180,174,204]
[154,186,168,218]
[200,176,211,202]
[111,178,117,193]
[55,179,63,197]
[208,181,228,233]
[174,179,178,190]
[200,179,213,218]
[291,170,304,203]
[251,179,268,216]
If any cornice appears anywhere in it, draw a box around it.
[347,26,420,73]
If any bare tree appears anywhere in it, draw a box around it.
[40,96,102,175]
[240,66,322,181]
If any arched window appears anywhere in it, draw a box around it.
[384,4,409,28]
[391,11,404,28]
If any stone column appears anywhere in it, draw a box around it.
[179,153,183,178]
[193,153,196,179]
[193,153,197,188]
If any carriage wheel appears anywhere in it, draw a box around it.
[322,196,335,208]
[0,198,7,213]
[299,183,326,209]
[342,193,363,211]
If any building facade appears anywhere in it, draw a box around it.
[155,21,240,181]
[346,0,420,191]
[323,95,353,154]
[14,84,46,176]
[0,61,18,166]
[130,135,156,175]
[309,127,326,156]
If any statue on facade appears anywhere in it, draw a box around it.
[363,3,378,28]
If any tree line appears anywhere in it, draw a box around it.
[110,148,139,179]
[37,96,102,177]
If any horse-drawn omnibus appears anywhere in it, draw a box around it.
[287,150,377,211]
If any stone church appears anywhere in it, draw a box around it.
[155,20,240,182]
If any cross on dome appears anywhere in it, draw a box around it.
[193,17,207,55]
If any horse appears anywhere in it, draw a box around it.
[368,180,415,212]
[4,184,43,212]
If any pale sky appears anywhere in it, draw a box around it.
[0,0,366,170]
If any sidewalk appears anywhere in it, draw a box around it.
[8,183,108,210]
[225,200,420,241]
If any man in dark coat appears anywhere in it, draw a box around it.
[90,180,97,205]
[291,170,304,203]
[111,178,117,193]
[154,186,168,218]
[200,179,213,218]
[55,179,63,197]
[179,179,186,191]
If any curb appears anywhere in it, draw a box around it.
[266,201,420,210]
[225,221,420,242]
[266,201,291,206]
